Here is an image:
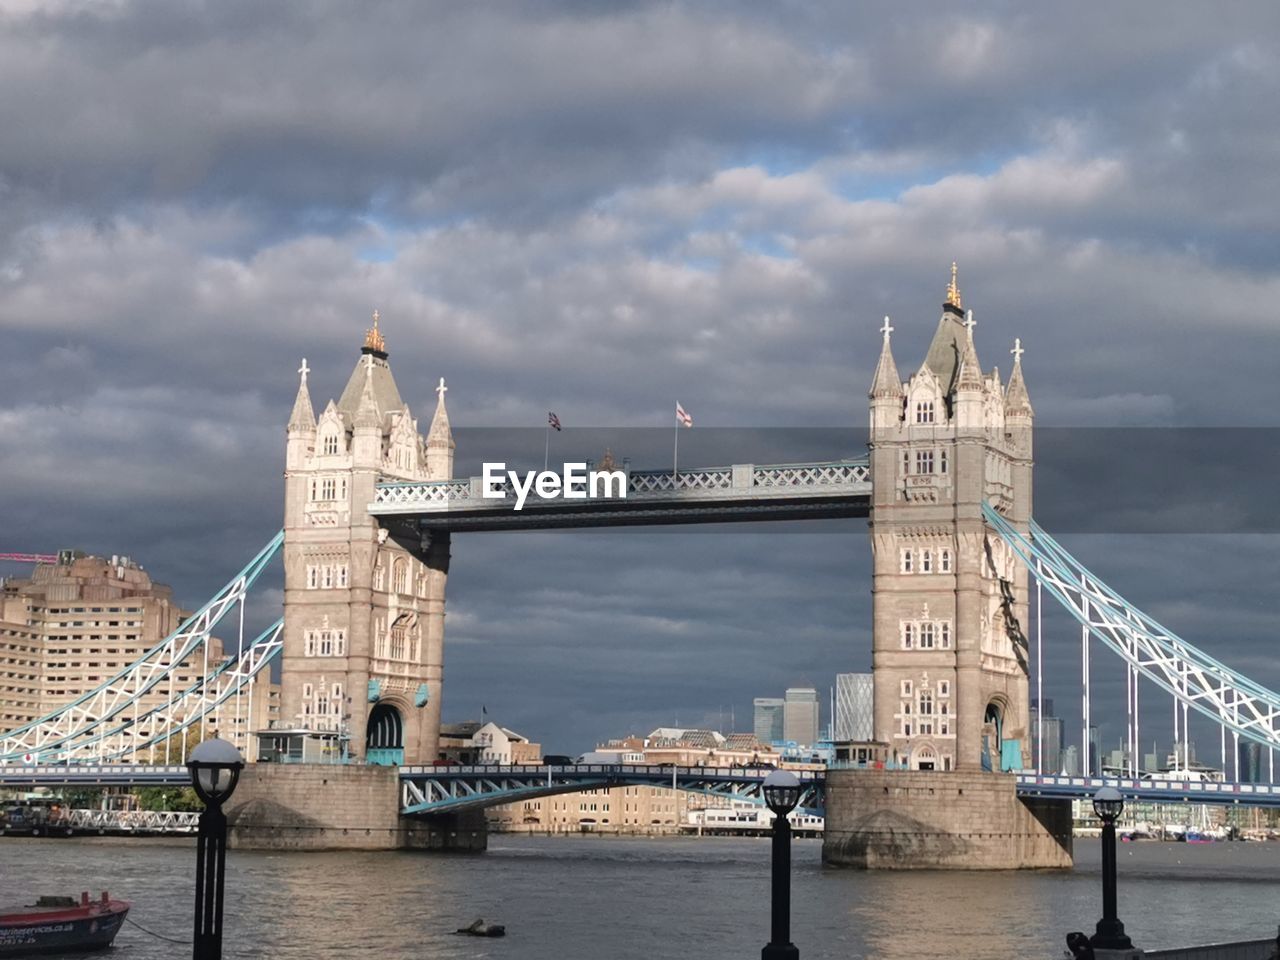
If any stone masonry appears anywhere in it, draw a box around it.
[822,769,1072,869]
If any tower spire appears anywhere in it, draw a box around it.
[288,357,316,431]
[868,316,903,400]
[1006,338,1033,417]
[426,376,455,479]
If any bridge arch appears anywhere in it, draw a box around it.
[367,702,404,765]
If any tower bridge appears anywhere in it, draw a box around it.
[4,267,1278,866]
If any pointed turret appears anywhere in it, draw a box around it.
[869,317,905,430]
[289,358,316,433]
[956,310,983,392]
[922,262,970,400]
[426,377,455,480]
[352,359,382,465]
[337,310,404,422]
[869,317,903,399]
[1005,339,1033,419]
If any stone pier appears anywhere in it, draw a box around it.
[224,764,486,852]
[822,769,1072,869]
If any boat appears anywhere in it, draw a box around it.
[0,892,130,956]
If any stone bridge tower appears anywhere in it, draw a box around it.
[281,314,453,764]
[867,266,1034,773]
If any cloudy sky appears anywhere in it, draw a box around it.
[1,1,1278,760]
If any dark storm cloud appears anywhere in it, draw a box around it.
[1,0,1278,755]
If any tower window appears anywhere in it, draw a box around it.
[940,550,952,573]
[915,450,934,474]
[919,621,935,649]
[902,450,910,475]
[915,401,935,424]
[902,623,915,649]
[940,449,949,475]
[323,434,339,456]
[921,550,933,574]
[901,680,913,697]
[940,621,951,649]
[901,550,914,574]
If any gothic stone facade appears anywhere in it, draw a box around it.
[282,318,453,764]
[867,274,1034,773]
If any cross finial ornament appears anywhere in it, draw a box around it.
[372,309,379,327]
[436,377,448,399]
[297,358,310,384]
[880,316,894,342]
[964,308,976,334]
[1011,337,1025,363]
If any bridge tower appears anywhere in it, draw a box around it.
[281,315,453,764]
[867,266,1034,773]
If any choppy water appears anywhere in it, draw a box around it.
[2,836,1279,959]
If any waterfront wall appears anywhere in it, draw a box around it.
[224,764,486,852]
[1145,938,1278,960]
[823,769,1072,869]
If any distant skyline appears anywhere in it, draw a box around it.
[1,2,1279,755]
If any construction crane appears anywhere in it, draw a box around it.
[0,552,59,564]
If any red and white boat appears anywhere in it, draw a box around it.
[0,892,130,956]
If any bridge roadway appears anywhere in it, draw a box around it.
[369,459,872,531]
[6,765,1280,814]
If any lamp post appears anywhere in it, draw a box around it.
[187,737,245,960]
[761,769,801,960]
[1091,786,1132,951]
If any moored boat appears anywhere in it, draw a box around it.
[0,892,130,956]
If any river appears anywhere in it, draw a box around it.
[2,836,1278,959]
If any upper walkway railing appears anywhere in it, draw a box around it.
[370,459,871,530]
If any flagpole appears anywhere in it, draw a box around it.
[673,416,679,481]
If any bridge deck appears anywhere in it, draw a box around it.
[369,460,870,530]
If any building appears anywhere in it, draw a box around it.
[834,674,874,742]
[867,266,1033,773]
[1061,745,1079,777]
[0,553,278,760]
[783,687,820,747]
[488,728,779,834]
[753,697,784,743]
[1030,700,1063,775]
[1238,741,1264,783]
[282,316,453,764]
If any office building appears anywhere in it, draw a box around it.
[783,687,820,747]
[834,674,874,742]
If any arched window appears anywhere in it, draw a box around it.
[902,623,915,649]
[393,559,408,595]
[921,550,933,573]
[901,550,914,573]
[940,550,952,573]
[323,433,339,456]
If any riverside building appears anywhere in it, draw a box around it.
[0,552,278,759]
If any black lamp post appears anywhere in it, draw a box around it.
[187,737,245,960]
[1091,786,1132,951]
[761,769,801,960]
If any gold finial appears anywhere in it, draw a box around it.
[945,261,962,308]
[364,309,386,353]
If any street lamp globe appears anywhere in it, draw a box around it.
[187,737,245,806]
[1092,786,1123,823]
[763,770,801,817]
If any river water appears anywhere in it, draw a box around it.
[2,836,1279,959]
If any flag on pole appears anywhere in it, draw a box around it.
[548,412,561,431]
[675,402,693,428]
